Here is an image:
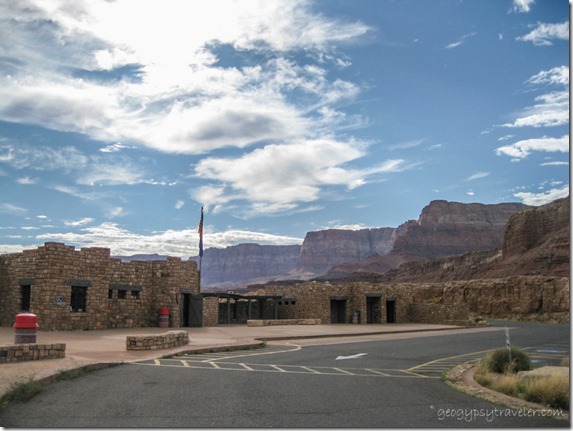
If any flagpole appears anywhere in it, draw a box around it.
[198,206,204,293]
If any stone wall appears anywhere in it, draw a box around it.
[407,303,469,326]
[0,242,199,331]
[253,281,415,324]
[126,330,189,351]
[0,343,66,363]
[202,297,219,327]
[247,319,321,326]
[250,275,569,326]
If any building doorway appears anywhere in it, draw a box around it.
[330,299,347,323]
[20,285,31,311]
[386,299,396,323]
[181,293,203,327]
[366,296,382,324]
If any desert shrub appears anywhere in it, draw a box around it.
[494,373,520,397]
[474,362,493,388]
[522,375,569,410]
[482,347,531,374]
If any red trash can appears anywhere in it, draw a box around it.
[159,307,169,328]
[13,313,39,344]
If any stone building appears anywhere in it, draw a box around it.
[0,242,471,331]
[0,242,200,330]
[246,280,469,326]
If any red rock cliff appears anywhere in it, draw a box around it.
[297,228,396,275]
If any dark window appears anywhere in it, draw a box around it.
[70,286,87,312]
[131,290,140,300]
[118,289,126,299]
[108,289,113,299]
[21,285,31,311]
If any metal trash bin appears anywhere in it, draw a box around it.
[159,307,170,328]
[13,313,39,343]
[352,311,359,324]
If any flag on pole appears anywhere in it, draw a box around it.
[198,206,204,257]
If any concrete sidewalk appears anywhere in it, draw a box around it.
[0,323,461,400]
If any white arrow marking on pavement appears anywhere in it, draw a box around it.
[335,353,368,360]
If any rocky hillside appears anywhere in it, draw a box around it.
[190,243,301,286]
[325,200,529,278]
[187,199,555,288]
[344,196,569,283]
[296,227,396,275]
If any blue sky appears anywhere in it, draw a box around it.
[0,0,569,257]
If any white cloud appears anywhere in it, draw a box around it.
[141,95,309,155]
[512,0,535,13]
[0,203,27,215]
[64,217,95,227]
[501,91,568,128]
[49,184,111,202]
[0,0,371,156]
[445,32,477,49]
[514,185,569,206]
[76,159,146,186]
[526,66,569,86]
[466,172,490,182]
[99,142,132,153]
[0,142,88,171]
[540,161,569,166]
[106,207,125,218]
[175,200,185,210]
[16,176,39,185]
[516,21,569,46]
[192,138,407,216]
[501,66,569,129]
[388,139,424,150]
[495,135,569,160]
[0,141,167,187]
[498,135,515,141]
[35,222,302,257]
[0,243,39,255]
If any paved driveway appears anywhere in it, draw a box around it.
[0,321,568,428]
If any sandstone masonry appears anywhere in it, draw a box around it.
[0,242,199,331]
[0,343,66,363]
[126,330,189,350]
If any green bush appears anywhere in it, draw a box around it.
[483,347,531,374]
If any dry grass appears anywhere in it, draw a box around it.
[521,374,569,410]
[474,361,569,411]
[561,356,569,367]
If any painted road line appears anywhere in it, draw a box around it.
[300,366,321,374]
[399,369,434,378]
[365,368,391,377]
[130,362,440,379]
[407,348,495,371]
[331,367,355,375]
